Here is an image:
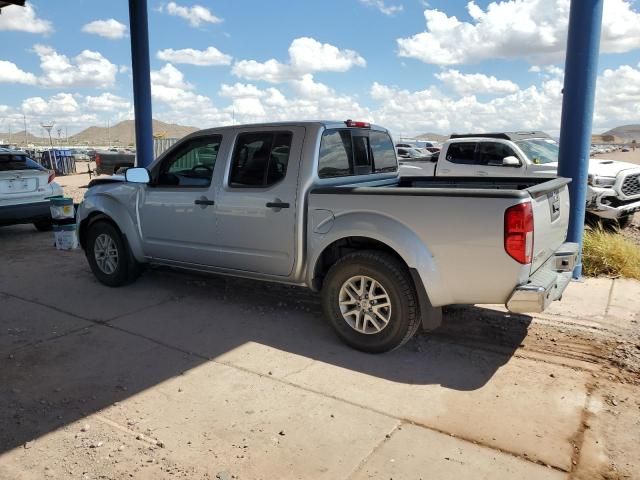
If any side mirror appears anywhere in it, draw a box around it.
[125,167,150,184]
[503,156,522,167]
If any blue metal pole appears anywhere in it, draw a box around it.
[557,0,604,279]
[128,0,154,168]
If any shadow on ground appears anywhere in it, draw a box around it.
[0,225,531,454]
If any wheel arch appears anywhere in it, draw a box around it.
[78,194,145,262]
[308,210,441,296]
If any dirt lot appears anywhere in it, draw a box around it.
[1,223,639,479]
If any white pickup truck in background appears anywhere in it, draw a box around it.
[399,132,640,228]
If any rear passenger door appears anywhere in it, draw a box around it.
[214,127,305,277]
[438,142,479,176]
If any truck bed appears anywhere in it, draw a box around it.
[309,176,570,307]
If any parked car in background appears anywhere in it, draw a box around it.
[78,120,576,353]
[94,150,136,176]
[396,146,435,160]
[400,132,640,228]
[0,147,62,231]
[69,149,91,162]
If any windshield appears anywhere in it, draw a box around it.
[515,138,559,165]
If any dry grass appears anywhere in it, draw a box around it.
[582,228,640,280]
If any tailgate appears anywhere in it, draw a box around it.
[527,178,571,272]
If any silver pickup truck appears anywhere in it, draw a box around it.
[77,120,577,352]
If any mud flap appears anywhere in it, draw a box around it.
[409,268,443,331]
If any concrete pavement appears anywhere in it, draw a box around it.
[1,224,639,479]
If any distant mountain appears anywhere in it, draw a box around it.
[602,125,640,142]
[1,119,199,147]
[0,130,47,145]
[69,119,198,146]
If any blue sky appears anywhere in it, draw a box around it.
[0,0,639,138]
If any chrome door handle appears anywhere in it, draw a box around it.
[477,171,489,176]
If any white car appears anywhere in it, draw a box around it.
[399,133,640,227]
[0,147,63,231]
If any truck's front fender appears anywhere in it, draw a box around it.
[78,185,145,262]
[307,211,448,306]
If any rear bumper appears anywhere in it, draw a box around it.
[0,201,51,226]
[506,242,579,314]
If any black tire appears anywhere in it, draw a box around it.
[33,220,53,232]
[85,221,141,287]
[321,250,420,353]
[616,215,632,230]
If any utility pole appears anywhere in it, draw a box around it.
[107,119,111,147]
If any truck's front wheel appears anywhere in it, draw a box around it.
[86,221,141,287]
[321,251,420,353]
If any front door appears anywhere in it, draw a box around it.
[214,126,304,277]
[139,134,222,265]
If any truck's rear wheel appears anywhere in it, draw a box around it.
[86,221,141,287]
[321,251,420,353]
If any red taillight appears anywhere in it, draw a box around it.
[47,170,55,184]
[345,119,371,128]
[95,153,101,167]
[504,202,534,264]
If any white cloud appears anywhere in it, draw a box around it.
[435,69,519,95]
[289,37,366,73]
[157,46,231,66]
[22,93,80,116]
[290,74,333,98]
[370,62,640,136]
[163,2,222,27]
[150,63,193,90]
[84,93,131,112]
[219,83,266,99]
[0,4,52,34]
[397,0,640,65]
[34,44,118,89]
[232,37,366,83]
[360,0,404,16]
[593,64,640,130]
[82,19,127,39]
[232,59,292,83]
[0,60,37,85]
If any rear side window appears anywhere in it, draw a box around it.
[318,130,352,178]
[318,128,397,178]
[229,131,292,187]
[370,131,397,173]
[445,142,478,165]
[0,155,44,171]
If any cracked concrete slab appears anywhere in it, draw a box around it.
[283,347,589,471]
[351,423,567,480]
[545,278,612,320]
[0,294,91,352]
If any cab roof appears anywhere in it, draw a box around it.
[449,131,552,141]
